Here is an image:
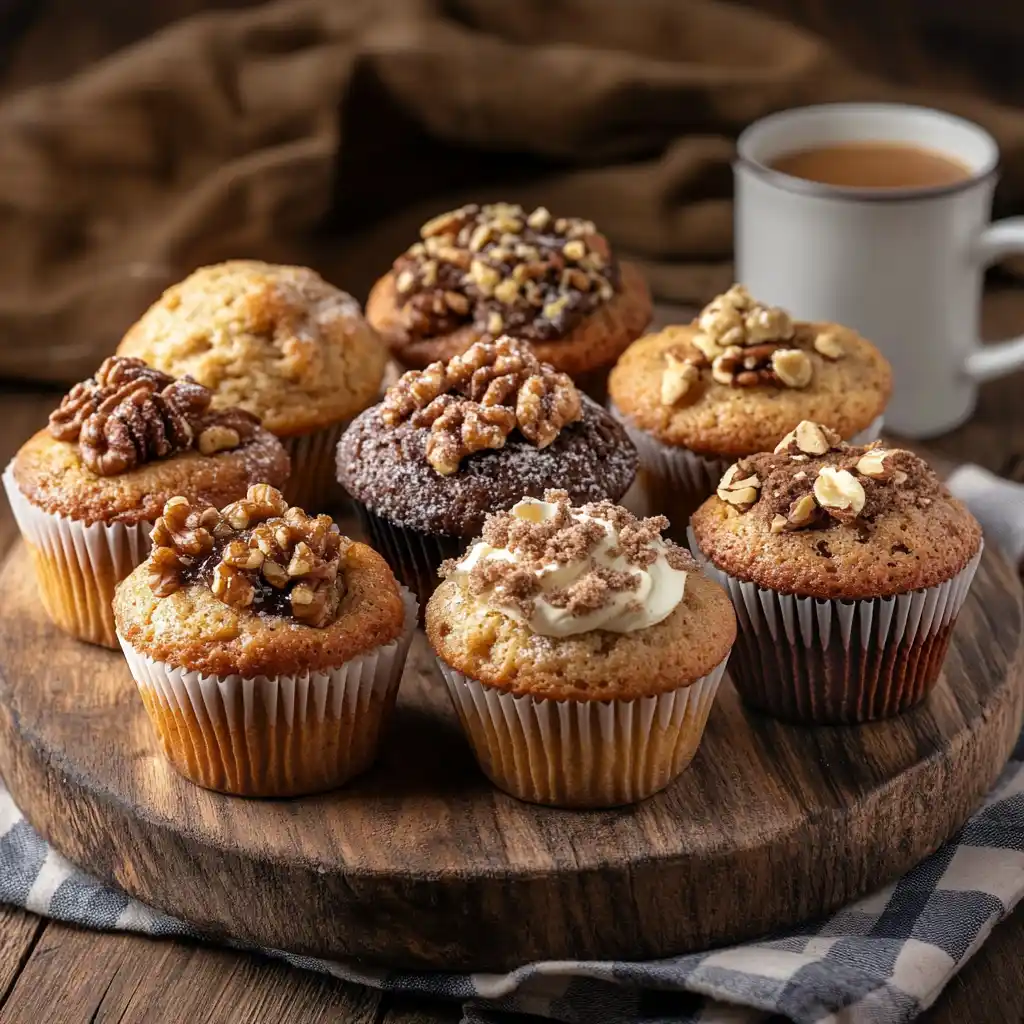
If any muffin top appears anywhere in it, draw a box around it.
[117,260,387,436]
[113,485,407,677]
[690,421,982,599]
[336,337,637,536]
[608,285,892,457]
[425,491,736,700]
[365,202,651,374]
[12,356,289,524]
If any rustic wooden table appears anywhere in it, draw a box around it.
[1,292,1023,1024]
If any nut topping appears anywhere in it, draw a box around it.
[770,348,813,389]
[716,463,761,508]
[813,467,866,516]
[48,356,257,476]
[381,337,582,475]
[855,447,896,479]
[775,420,840,457]
[390,203,620,343]
[814,331,845,360]
[147,487,350,627]
[661,351,701,406]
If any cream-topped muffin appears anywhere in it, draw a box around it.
[118,260,386,510]
[609,285,891,533]
[426,491,736,807]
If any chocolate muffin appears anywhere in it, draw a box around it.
[426,492,736,807]
[114,485,416,796]
[689,421,982,724]
[4,356,289,648]
[609,285,891,534]
[337,337,637,609]
[365,203,652,398]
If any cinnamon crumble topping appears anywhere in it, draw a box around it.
[49,356,257,476]
[382,337,582,474]
[391,203,619,342]
[147,485,349,627]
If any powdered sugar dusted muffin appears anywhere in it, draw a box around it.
[609,285,891,533]
[337,337,637,609]
[366,203,652,398]
[4,357,289,648]
[118,260,386,510]
[114,485,416,796]
[426,491,736,807]
[690,421,982,723]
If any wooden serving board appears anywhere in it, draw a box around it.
[0,539,1022,972]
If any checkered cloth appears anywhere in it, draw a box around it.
[3,730,1024,1024]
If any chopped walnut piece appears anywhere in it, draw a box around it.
[787,493,820,527]
[48,355,256,476]
[716,463,761,508]
[775,420,841,457]
[814,331,845,360]
[145,486,349,627]
[381,337,583,474]
[771,348,813,388]
[661,351,701,406]
[855,447,904,480]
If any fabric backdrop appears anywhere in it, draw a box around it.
[4,0,1024,385]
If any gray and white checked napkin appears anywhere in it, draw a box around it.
[1,467,1022,1024]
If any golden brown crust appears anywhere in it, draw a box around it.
[12,427,290,525]
[608,322,892,457]
[690,492,982,600]
[114,541,406,677]
[117,261,387,436]
[368,261,653,377]
[425,570,735,701]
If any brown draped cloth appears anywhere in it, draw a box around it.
[2,0,1024,384]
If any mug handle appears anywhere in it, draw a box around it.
[965,218,1024,382]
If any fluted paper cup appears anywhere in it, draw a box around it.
[118,588,417,797]
[688,527,981,725]
[353,504,465,618]
[280,420,348,513]
[436,655,729,808]
[3,463,152,648]
[609,407,884,540]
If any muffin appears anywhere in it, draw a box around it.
[117,260,386,511]
[689,422,982,724]
[426,491,736,808]
[113,486,416,796]
[4,356,289,648]
[337,336,638,610]
[365,202,652,399]
[608,285,892,533]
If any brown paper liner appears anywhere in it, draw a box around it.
[280,421,348,514]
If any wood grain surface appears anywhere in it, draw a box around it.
[0,529,1021,971]
[2,287,1024,1018]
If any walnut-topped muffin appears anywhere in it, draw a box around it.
[4,356,289,648]
[117,260,387,510]
[366,203,652,397]
[336,336,638,609]
[114,485,416,796]
[690,422,982,723]
[426,491,736,807]
[609,285,891,532]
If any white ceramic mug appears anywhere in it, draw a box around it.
[735,103,1024,438]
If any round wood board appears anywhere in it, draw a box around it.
[0,539,1022,972]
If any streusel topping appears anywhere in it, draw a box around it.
[390,203,620,342]
[147,485,349,627]
[49,356,257,476]
[382,336,582,474]
[441,490,692,637]
[716,420,941,539]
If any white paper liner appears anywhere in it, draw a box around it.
[281,420,348,512]
[3,462,152,648]
[688,525,982,723]
[436,655,729,808]
[118,587,418,796]
[609,403,884,532]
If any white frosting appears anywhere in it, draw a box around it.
[453,497,687,638]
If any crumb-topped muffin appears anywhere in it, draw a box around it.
[4,356,289,648]
[609,285,891,532]
[366,203,652,398]
[426,491,736,807]
[337,337,638,609]
[690,421,982,723]
[114,485,416,796]
[117,260,387,510]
